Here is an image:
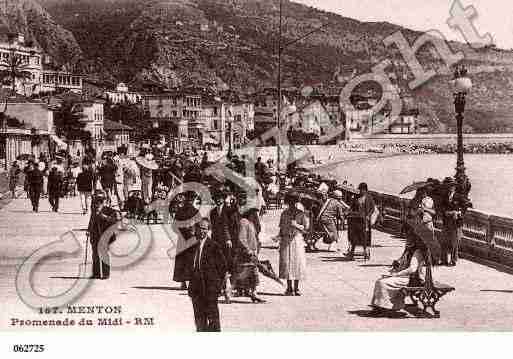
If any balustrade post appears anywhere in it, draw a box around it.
[487,216,495,255]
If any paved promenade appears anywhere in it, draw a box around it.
[1,195,513,331]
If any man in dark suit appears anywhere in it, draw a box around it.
[441,177,464,266]
[47,166,63,212]
[209,187,234,301]
[88,195,120,279]
[25,161,44,212]
[188,218,227,332]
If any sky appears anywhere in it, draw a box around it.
[295,0,513,49]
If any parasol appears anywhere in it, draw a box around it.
[399,181,430,195]
[254,259,284,286]
[336,184,359,195]
[136,156,159,170]
[285,189,323,205]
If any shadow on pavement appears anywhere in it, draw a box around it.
[219,299,258,305]
[403,305,436,318]
[321,256,357,263]
[132,286,185,291]
[348,309,408,319]
[258,291,285,297]
[359,264,391,268]
[306,249,334,253]
[50,276,90,280]
[480,289,513,293]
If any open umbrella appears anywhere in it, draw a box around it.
[285,189,322,205]
[399,181,430,195]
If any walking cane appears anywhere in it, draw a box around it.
[84,231,89,275]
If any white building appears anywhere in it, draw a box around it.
[288,100,332,137]
[0,33,83,96]
[80,100,105,144]
[104,83,142,104]
[0,34,42,96]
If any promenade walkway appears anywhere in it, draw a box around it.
[1,195,513,331]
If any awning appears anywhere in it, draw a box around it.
[50,134,68,149]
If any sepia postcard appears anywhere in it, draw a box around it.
[1,0,513,355]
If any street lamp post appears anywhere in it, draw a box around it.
[451,65,472,200]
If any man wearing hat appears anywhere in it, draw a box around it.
[440,177,464,266]
[88,194,120,279]
[25,160,44,212]
[209,186,235,302]
[318,189,350,251]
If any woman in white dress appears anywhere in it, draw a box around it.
[279,198,309,296]
[371,188,435,313]
[370,235,427,313]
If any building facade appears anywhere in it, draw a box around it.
[104,83,142,104]
[0,33,83,96]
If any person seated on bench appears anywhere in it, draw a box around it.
[393,186,436,270]
[370,234,427,314]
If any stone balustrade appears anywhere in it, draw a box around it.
[343,188,513,267]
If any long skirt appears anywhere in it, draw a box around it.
[371,276,410,311]
[173,246,195,282]
[320,219,339,243]
[141,176,153,204]
[348,217,371,247]
[279,234,307,280]
[232,261,259,291]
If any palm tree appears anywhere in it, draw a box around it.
[53,100,89,158]
[0,48,33,96]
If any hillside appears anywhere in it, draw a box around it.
[0,0,82,69]
[31,0,513,132]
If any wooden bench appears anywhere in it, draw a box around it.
[400,255,455,318]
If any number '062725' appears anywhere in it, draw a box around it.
[12,344,45,352]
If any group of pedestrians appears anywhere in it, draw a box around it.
[171,184,265,332]
[8,155,66,213]
[12,143,469,329]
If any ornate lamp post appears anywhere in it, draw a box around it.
[451,65,472,200]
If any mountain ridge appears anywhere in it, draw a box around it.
[22,0,513,132]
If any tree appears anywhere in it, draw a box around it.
[53,100,89,155]
[104,99,150,141]
[0,48,33,95]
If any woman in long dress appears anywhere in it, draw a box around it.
[347,182,376,260]
[171,193,199,290]
[371,188,435,314]
[370,234,428,313]
[232,208,265,303]
[279,198,309,296]
[395,187,436,269]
